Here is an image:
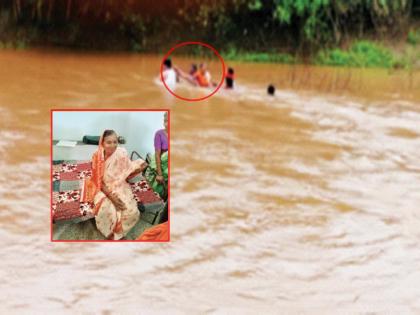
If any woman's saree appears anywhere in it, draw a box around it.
[82,146,145,240]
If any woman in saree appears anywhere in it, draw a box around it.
[82,130,147,240]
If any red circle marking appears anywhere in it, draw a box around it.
[160,41,226,102]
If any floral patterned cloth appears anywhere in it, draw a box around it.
[52,156,162,237]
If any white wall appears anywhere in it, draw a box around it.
[53,111,166,157]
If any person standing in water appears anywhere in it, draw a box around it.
[225,67,234,89]
[267,84,275,96]
[174,63,204,87]
[189,64,198,76]
[199,63,218,87]
[162,58,177,90]
[175,62,217,88]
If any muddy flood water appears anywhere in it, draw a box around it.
[0,49,420,313]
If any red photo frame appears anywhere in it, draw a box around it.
[50,109,170,242]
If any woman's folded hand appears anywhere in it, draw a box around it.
[137,162,148,173]
[102,181,111,196]
[111,193,126,211]
[126,162,148,181]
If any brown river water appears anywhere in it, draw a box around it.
[0,49,420,313]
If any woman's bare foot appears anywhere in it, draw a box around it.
[107,233,114,240]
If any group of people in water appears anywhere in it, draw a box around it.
[162,58,223,89]
[162,58,235,90]
[162,58,275,95]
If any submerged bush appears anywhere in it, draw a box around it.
[407,29,420,46]
[223,48,296,64]
[315,41,395,68]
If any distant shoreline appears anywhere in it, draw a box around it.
[1,39,419,71]
[1,2,419,69]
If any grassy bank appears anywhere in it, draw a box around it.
[1,0,419,70]
[2,37,418,70]
[221,38,420,70]
[1,25,419,70]
[315,40,420,69]
[223,48,297,64]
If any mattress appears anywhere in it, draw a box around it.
[52,160,163,224]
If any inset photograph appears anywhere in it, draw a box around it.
[51,110,169,241]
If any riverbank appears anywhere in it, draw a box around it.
[1,1,419,69]
[1,37,419,70]
[223,37,420,70]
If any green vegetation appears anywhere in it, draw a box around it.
[315,41,395,68]
[223,48,296,63]
[0,1,419,69]
[407,29,420,46]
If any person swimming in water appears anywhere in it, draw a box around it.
[194,63,211,87]
[225,67,234,89]
[189,64,198,76]
[175,63,216,88]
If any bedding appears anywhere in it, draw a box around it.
[52,160,164,224]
